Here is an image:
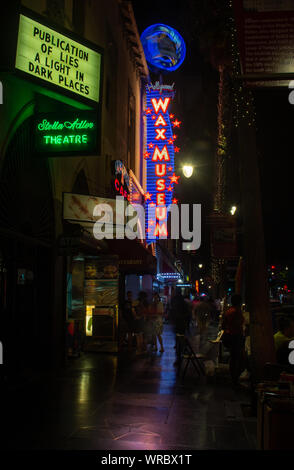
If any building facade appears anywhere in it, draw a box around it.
[0,0,154,376]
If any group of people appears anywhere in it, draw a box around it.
[121,286,294,386]
[121,287,220,358]
[122,291,165,355]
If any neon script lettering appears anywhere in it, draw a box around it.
[37,118,94,131]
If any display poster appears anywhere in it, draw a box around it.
[234,0,294,86]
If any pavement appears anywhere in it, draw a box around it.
[1,324,257,450]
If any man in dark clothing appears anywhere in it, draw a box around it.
[222,294,245,386]
[122,291,135,351]
[170,288,190,334]
[170,288,190,365]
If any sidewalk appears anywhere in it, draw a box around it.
[1,324,257,450]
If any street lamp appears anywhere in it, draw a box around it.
[198,264,203,269]
[182,165,193,178]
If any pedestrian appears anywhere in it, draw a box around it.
[221,294,245,387]
[134,291,148,355]
[170,288,190,365]
[122,291,136,351]
[150,292,165,352]
[193,296,212,336]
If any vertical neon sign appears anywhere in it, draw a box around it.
[144,83,180,241]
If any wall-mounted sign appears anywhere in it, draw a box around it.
[144,83,180,241]
[111,160,130,199]
[234,0,294,87]
[15,14,102,102]
[34,112,97,155]
[208,214,238,259]
[140,24,186,72]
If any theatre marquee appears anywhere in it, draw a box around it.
[15,13,102,103]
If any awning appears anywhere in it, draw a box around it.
[106,239,157,275]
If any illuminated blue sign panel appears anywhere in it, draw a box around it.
[144,82,181,241]
[140,24,186,72]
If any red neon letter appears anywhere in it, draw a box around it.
[157,193,166,205]
[155,164,166,176]
[154,115,167,127]
[152,146,170,162]
[153,223,168,237]
[156,179,166,191]
[151,97,171,114]
[156,206,167,220]
[155,128,166,140]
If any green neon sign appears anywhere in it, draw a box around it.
[15,14,101,103]
[35,113,97,155]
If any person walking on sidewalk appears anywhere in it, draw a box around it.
[150,293,165,353]
[134,291,149,355]
[221,294,245,387]
[170,288,190,365]
[122,291,136,351]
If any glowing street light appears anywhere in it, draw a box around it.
[182,165,193,178]
[198,264,203,269]
[230,205,237,215]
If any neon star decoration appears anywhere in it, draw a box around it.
[169,173,180,184]
[145,192,152,200]
[172,119,181,128]
[144,83,183,241]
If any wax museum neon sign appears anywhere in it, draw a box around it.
[144,83,180,240]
